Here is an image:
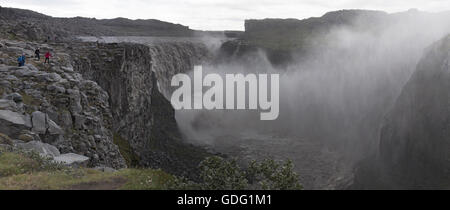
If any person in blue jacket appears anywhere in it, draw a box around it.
[17,54,26,67]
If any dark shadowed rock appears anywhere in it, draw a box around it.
[71,42,211,179]
[353,35,450,189]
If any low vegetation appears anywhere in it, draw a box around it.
[0,147,174,190]
[0,147,302,190]
[113,133,140,167]
[170,156,303,190]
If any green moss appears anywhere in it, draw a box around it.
[113,133,140,167]
[20,92,41,107]
[0,133,13,145]
[7,33,17,40]
[0,87,4,97]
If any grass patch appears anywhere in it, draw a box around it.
[116,169,175,190]
[0,150,64,177]
[0,152,40,177]
[0,168,117,190]
[0,150,176,190]
[113,133,140,167]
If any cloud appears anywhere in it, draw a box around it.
[0,0,449,30]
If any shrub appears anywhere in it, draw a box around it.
[170,156,303,190]
[198,156,248,190]
[247,159,302,190]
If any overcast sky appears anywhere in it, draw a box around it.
[1,0,449,30]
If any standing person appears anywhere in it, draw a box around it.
[17,53,26,67]
[35,48,40,60]
[44,51,51,64]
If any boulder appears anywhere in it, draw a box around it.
[53,153,90,166]
[16,140,61,157]
[47,119,63,135]
[14,68,38,77]
[31,111,47,134]
[5,92,23,103]
[0,99,17,111]
[31,111,64,135]
[25,64,39,71]
[0,110,32,138]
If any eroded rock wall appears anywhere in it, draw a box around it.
[71,42,211,179]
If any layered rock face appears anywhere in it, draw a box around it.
[0,40,126,169]
[374,35,450,189]
[147,42,211,98]
[71,42,211,178]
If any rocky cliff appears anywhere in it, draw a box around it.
[0,40,126,169]
[0,36,213,179]
[70,41,211,179]
[373,35,450,189]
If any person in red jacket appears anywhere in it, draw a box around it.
[44,51,51,64]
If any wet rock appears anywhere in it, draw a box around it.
[359,35,450,189]
[14,68,38,77]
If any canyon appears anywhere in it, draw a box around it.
[1,6,450,189]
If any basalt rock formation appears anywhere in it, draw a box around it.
[376,35,450,189]
[0,5,215,179]
[70,41,211,179]
[0,40,126,169]
[352,35,450,189]
[0,37,213,179]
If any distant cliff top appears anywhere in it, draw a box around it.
[0,6,194,41]
[243,9,450,50]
